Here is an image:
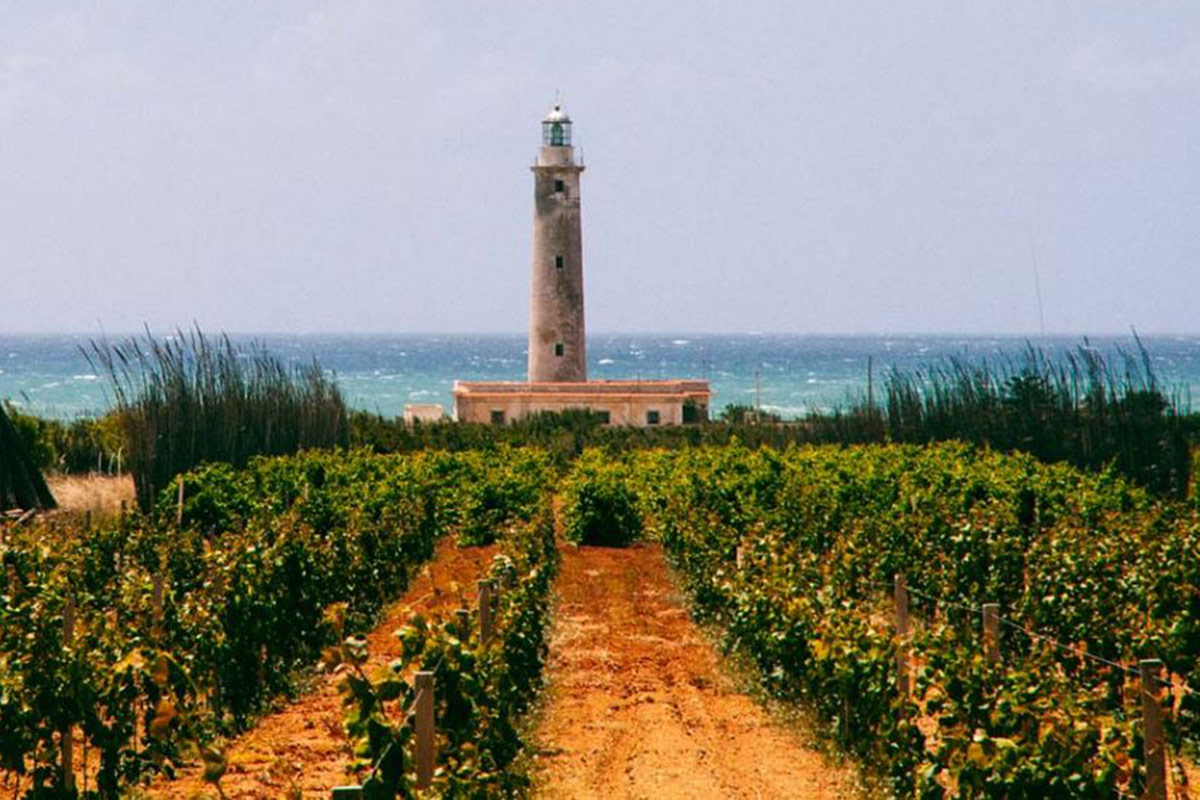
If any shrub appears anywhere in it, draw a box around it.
[561,451,642,546]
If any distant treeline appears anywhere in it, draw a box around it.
[8,336,1197,503]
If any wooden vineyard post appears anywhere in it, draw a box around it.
[415,671,435,790]
[894,574,910,696]
[62,596,76,793]
[176,475,185,528]
[1140,658,1167,800]
[152,571,165,640]
[735,545,744,570]
[982,603,1000,664]
[478,580,495,643]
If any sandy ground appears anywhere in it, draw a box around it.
[530,542,854,800]
[143,538,498,800]
[45,473,135,513]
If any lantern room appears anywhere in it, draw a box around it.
[541,104,572,147]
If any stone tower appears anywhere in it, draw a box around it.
[528,104,586,383]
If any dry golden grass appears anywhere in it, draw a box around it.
[46,473,135,513]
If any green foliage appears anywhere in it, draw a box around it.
[609,442,1199,795]
[346,341,1199,500]
[89,328,350,510]
[454,448,553,546]
[864,343,1193,498]
[335,501,558,797]
[560,451,642,546]
[0,446,549,797]
[3,404,125,475]
[719,403,782,424]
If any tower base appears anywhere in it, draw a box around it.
[452,380,710,427]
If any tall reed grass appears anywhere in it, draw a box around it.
[90,329,348,510]
[854,340,1192,498]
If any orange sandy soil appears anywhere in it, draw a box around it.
[141,538,498,800]
[530,542,855,800]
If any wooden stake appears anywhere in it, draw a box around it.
[152,572,165,640]
[175,476,185,528]
[894,574,910,695]
[478,580,495,643]
[62,597,76,793]
[1140,658,1167,800]
[982,603,1000,664]
[414,671,435,790]
[735,545,744,570]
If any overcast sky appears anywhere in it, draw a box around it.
[1,3,1197,335]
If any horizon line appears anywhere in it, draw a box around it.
[1,329,1198,339]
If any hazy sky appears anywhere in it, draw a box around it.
[1,3,1197,334]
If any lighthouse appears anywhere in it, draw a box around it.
[452,102,710,427]
[528,104,586,383]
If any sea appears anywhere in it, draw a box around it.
[2,333,1199,421]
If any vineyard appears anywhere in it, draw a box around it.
[0,446,554,798]
[2,440,1200,796]
[567,442,1200,796]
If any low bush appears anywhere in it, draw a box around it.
[560,451,642,546]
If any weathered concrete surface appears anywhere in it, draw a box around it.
[528,140,587,383]
[453,380,711,427]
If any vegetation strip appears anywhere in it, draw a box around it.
[0,446,550,797]
[333,496,558,797]
[561,443,1200,795]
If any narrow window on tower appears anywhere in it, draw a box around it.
[555,255,564,271]
[554,179,564,193]
[554,342,564,357]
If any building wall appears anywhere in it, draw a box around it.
[404,404,444,424]
[454,392,709,427]
[528,143,586,382]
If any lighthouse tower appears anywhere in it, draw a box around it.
[452,102,710,427]
[528,104,586,383]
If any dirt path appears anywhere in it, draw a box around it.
[146,538,498,799]
[531,542,854,799]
